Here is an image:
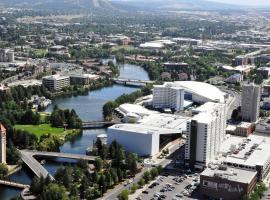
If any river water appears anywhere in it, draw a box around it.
[0,63,149,199]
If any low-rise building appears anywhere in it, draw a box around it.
[225,73,243,84]
[163,62,189,72]
[48,45,70,57]
[42,75,70,91]
[235,122,253,137]
[70,74,100,85]
[257,67,270,79]
[220,135,270,180]
[200,166,257,200]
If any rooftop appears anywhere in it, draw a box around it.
[220,134,270,167]
[43,75,69,81]
[109,124,166,135]
[201,166,257,184]
[156,81,225,103]
[138,113,189,131]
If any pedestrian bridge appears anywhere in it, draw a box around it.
[20,150,97,180]
[112,78,154,86]
[0,179,29,189]
[82,121,118,129]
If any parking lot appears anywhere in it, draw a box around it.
[135,170,201,200]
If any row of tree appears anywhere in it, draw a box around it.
[30,140,140,200]
[50,106,82,129]
[102,84,153,119]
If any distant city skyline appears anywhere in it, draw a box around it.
[210,0,270,6]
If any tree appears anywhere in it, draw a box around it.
[131,183,139,194]
[40,183,69,200]
[0,163,8,179]
[143,171,151,183]
[102,101,118,119]
[138,178,145,187]
[117,189,130,200]
[150,168,158,179]
[95,158,104,171]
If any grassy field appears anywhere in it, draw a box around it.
[111,45,135,52]
[14,124,73,138]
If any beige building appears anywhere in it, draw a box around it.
[241,83,260,122]
[0,124,6,164]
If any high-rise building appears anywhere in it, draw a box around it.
[0,124,6,164]
[185,102,227,169]
[153,83,185,111]
[241,83,260,122]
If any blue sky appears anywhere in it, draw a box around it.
[211,0,270,6]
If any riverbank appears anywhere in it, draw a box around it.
[7,165,22,176]
[50,78,114,99]
[0,62,150,200]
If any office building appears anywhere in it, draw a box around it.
[185,102,227,169]
[70,74,99,85]
[241,83,260,122]
[0,124,6,164]
[42,75,70,91]
[200,166,257,200]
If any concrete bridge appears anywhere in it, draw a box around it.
[0,179,29,189]
[112,78,154,86]
[20,150,97,180]
[82,121,117,129]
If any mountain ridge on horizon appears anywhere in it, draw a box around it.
[0,0,249,11]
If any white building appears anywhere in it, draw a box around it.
[42,75,70,91]
[241,83,260,122]
[153,83,185,111]
[153,81,225,111]
[0,49,14,62]
[220,134,270,180]
[108,113,189,156]
[108,124,160,156]
[185,102,227,169]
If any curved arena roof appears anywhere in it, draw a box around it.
[171,81,225,103]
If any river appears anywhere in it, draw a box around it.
[0,63,149,199]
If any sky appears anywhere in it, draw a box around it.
[211,0,270,6]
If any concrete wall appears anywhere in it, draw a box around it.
[107,128,159,157]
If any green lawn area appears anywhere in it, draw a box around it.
[14,124,72,138]
[111,45,135,52]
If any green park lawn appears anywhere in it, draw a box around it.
[111,45,135,52]
[14,124,73,138]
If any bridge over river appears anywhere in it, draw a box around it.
[20,150,97,180]
[112,78,154,86]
